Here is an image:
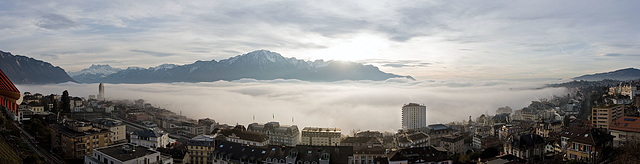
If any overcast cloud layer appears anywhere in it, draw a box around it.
[17,79,567,133]
[2,1,640,80]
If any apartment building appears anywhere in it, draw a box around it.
[50,122,112,159]
[301,127,341,146]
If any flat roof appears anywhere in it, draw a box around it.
[96,143,158,162]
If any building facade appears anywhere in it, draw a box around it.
[92,118,127,144]
[560,127,613,163]
[398,132,430,148]
[402,103,427,130]
[440,134,464,155]
[473,133,499,150]
[503,133,545,160]
[50,123,112,159]
[247,122,300,146]
[592,106,624,130]
[301,127,341,146]
[214,126,270,147]
[130,128,170,149]
[609,116,640,147]
[187,135,216,164]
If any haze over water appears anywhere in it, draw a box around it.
[17,78,567,133]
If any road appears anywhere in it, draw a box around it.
[12,121,65,164]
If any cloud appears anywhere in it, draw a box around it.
[2,1,640,78]
[16,79,567,133]
[39,53,59,59]
[601,53,640,57]
[360,59,430,68]
[34,13,78,30]
[130,50,175,57]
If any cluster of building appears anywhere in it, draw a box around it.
[3,79,640,164]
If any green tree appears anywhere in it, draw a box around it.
[61,90,70,114]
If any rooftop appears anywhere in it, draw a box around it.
[560,126,613,145]
[610,116,640,132]
[50,124,110,138]
[403,103,424,107]
[302,127,341,133]
[132,127,166,138]
[92,118,124,127]
[217,128,269,142]
[95,143,158,162]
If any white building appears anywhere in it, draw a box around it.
[247,122,300,146]
[301,127,341,146]
[130,128,170,149]
[402,103,427,130]
[84,143,172,164]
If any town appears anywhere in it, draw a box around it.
[1,72,640,164]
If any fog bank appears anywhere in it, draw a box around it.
[17,79,567,133]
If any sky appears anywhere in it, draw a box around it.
[2,0,640,80]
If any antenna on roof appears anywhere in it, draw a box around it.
[253,115,255,122]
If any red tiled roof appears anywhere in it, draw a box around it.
[610,117,640,132]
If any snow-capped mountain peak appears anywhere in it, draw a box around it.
[68,64,122,76]
[151,64,177,71]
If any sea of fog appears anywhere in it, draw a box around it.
[16,78,567,134]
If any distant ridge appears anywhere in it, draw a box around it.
[0,50,75,84]
[72,50,414,83]
[573,68,640,81]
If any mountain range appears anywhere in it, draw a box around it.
[69,50,413,83]
[0,50,75,84]
[572,68,640,81]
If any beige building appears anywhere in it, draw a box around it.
[50,122,112,159]
[187,135,216,164]
[92,118,127,144]
[440,134,464,155]
[592,106,624,130]
[301,127,341,146]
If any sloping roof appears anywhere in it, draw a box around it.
[341,137,378,144]
[265,145,353,164]
[132,128,166,138]
[0,68,19,115]
[560,126,613,145]
[213,141,267,162]
[388,146,450,163]
[610,117,640,132]
[427,124,449,131]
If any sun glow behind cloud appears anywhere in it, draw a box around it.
[311,33,389,62]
